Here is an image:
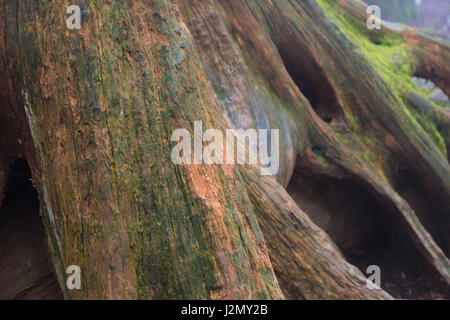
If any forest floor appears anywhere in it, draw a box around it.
[348,245,450,299]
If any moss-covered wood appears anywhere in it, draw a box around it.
[0,0,284,300]
[179,0,450,294]
[0,0,448,300]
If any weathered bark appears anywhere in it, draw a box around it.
[408,32,450,98]
[1,0,284,300]
[408,92,450,162]
[179,0,450,296]
[313,0,450,266]
[0,0,449,300]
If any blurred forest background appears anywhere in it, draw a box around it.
[371,0,450,40]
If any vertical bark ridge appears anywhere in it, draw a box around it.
[0,0,283,299]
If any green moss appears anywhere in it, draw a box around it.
[409,107,448,156]
[317,0,448,160]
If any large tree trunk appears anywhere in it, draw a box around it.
[0,0,448,300]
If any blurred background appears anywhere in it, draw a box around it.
[370,0,450,40]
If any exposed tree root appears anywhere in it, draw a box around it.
[286,165,450,298]
[407,33,450,99]
[394,166,450,255]
[0,0,448,299]
[407,92,450,162]
[252,0,450,287]
[240,163,391,299]
[1,0,287,299]
[180,0,450,298]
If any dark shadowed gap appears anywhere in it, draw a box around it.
[0,158,63,300]
[277,48,346,125]
[394,167,450,257]
[286,169,450,299]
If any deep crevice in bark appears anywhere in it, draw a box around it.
[286,169,450,299]
[277,48,346,125]
[0,158,63,300]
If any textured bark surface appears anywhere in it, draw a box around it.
[0,0,449,300]
[179,0,450,294]
[0,0,283,300]
[240,164,390,299]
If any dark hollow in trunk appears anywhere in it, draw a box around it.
[287,169,450,299]
[0,159,63,300]
[277,43,346,125]
[0,0,448,300]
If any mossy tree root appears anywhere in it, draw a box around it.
[179,0,450,292]
[1,0,449,300]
